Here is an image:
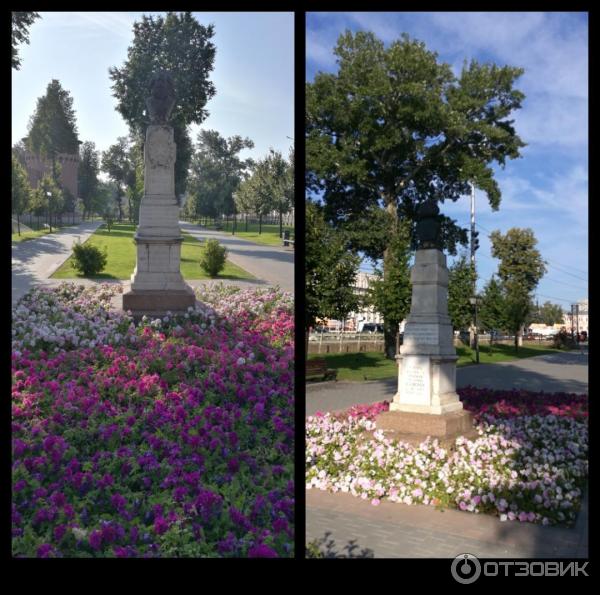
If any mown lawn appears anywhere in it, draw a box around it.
[307,343,567,382]
[51,223,254,280]
[185,220,294,247]
[12,226,69,243]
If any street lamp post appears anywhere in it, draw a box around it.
[46,191,52,233]
[470,297,480,364]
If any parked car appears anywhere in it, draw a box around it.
[360,323,383,334]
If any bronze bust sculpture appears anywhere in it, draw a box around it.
[415,199,442,249]
[146,71,176,125]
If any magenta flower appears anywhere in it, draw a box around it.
[153,517,169,535]
[248,543,278,558]
[89,530,103,550]
[37,544,53,558]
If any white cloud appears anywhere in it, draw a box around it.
[306,29,338,69]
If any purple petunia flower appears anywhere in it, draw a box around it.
[37,544,53,558]
[248,543,278,558]
[89,530,103,550]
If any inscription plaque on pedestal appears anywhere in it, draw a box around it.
[403,326,439,345]
[400,356,430,406]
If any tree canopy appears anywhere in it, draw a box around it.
[447,253,477,331]
[186,130,254,224]
[26,79,80,183]
[78,142,100,219]
[12,12,40,70]
[109,12,216,195]
[307,31,526,258]
[306,201,361,335]
[12,156,32,235]
[490,227,546,351]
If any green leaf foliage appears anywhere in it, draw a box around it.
[447,253,477,331]
[306,29,525,255]
[306,201,361,330]
[109,12,216,195]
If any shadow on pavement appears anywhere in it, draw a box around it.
[307,532,375,558]
[456,360,588,394]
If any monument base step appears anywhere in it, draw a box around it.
[375,409,478,449]
[121,288,196,317]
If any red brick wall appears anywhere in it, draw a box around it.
[23,152,78,198]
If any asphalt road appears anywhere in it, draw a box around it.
[180,222,294,293]
[11,220,103,306]
[306,350,588,416]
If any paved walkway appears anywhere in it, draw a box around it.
[306,351,588,558]
[180,222,294,293]
[12,220,103,306]
[306,351,588,416]
[307,488,588,558]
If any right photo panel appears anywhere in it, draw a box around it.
[305,11,589,566]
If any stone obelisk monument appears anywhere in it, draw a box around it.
[122,72,195,316]
[377,200,475,445]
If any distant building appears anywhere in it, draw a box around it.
[22,151,79,199]
[564,298,588,334]
[317,272,392,332]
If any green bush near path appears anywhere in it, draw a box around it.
[307,343,569,382]
[185,220,294,247]
[51,223,254,281]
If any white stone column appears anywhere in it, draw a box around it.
[123,124,195,313]
[390,249,464,415]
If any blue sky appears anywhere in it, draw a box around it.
[307,12,588,311]
[12,11,294,167]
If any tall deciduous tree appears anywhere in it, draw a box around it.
[236,158,274,234]
[26,79,80,185]
[368,217,412,357]
[186,130,254,229]
[307,30,525,354]
[490,228,546,352]
[109,12,216,196]
[532,301,565,327]
[12,12,40,70]
[79,141,100,220]
[447,253,477,332]
[101,137,136,222]
[263,149,293,238]
[478,275,507,356]
[12,156,32,235]
[306,200,361,355]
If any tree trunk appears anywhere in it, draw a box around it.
[514,332,519,354]
[279,210,283,238]
[17,213,21,236]
[245,214,248,232]
[259,214,262,235]
[383,199,398,359]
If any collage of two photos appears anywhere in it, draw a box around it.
[11,10,588,566]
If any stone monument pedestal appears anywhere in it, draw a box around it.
[120,110,196,317]
[376,247,473,446]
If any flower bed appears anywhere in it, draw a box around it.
[12,282,294,558]
[307,389,588,527]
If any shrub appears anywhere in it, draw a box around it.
[71,242,108,277]
[199,239,227,277]
[552,329,576,350]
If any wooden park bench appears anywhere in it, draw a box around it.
[306,358,337,381]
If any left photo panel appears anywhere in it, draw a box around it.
[11,11,295,558]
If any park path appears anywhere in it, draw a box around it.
[11,220,103,306]
[306,350,589,558]
[179,222,294,293]
[306,351,588,416]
